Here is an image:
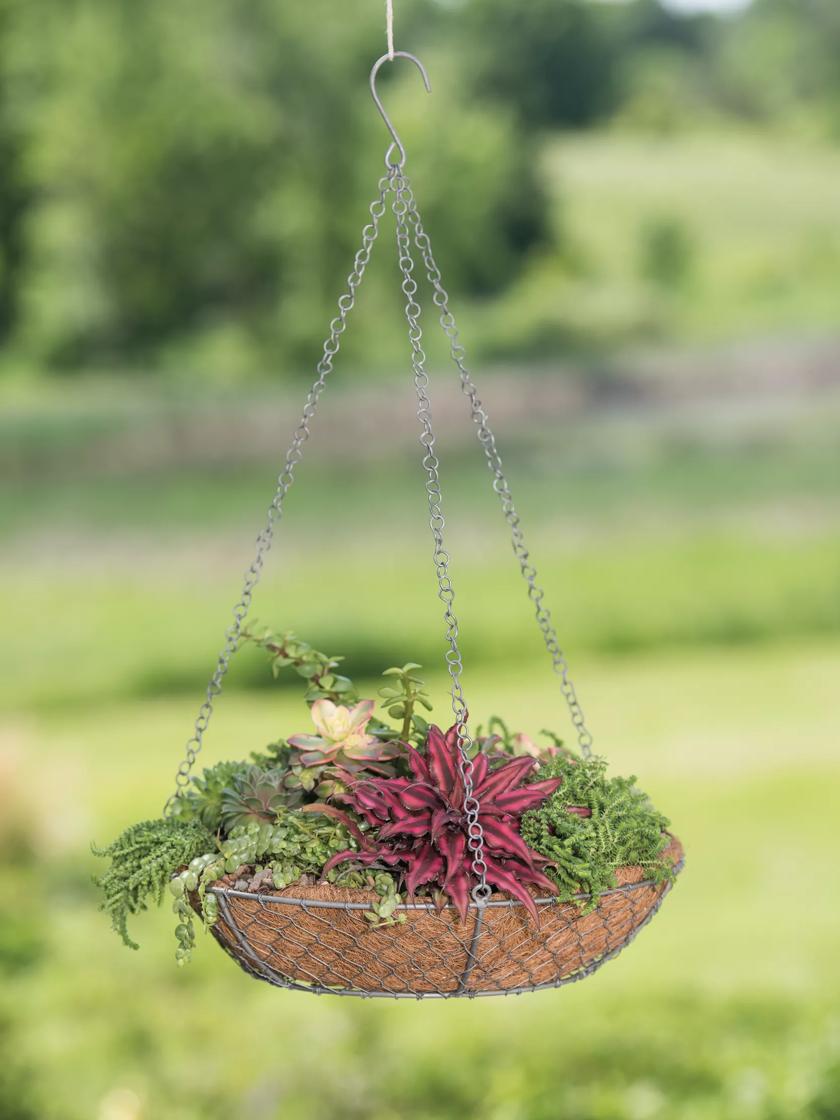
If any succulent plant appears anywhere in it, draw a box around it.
[171,760,247,831]
[288,698,403,771]
[378,663,433,743]
[323,724,566,921]
[93,818,214,950]
[476,717,570,763]
[242,626,357,704]
[167,808,357,963]
[220,765,297,829]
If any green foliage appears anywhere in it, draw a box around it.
[170,759,246,832]
[640,215,695,292]
[219,763,298,829]
[92,817,214,950]
[521,754,673,905]
[463,0,622,128]
[255,740,351,802]
[378,662,432,743]
[244,626,356,705]
[168,809,356,962]
[303,864,405,928]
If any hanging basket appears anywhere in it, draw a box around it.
[120,45,692,999]
[191,837,683,998]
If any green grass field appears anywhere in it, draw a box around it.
[479,132,840,356]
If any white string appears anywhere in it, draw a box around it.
[386,0,395,59]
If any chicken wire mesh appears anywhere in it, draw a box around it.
[199,840,684,998]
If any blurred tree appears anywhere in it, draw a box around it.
[715,0,840,129]
[460,0,623,128]
[14,0,383,369]
[0,0,29,343]
[5,0,548,375]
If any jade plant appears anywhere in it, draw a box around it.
[94,626,675,964]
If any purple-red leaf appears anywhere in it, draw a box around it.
[389,778,441,812]
[492,779,562,816]
[404,844,444,896]
[437,828,466,884]
[483,856,542,923]
[469,751,489,790]
[480,816,540,865]
[378,812,432,840]
[405,746,430,783]
[443,863,471,922]
[426,725,462,805]
[474,755,537,800]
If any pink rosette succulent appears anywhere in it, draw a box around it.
[288,698,401,771]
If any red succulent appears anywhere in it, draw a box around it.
[323,724,565,921]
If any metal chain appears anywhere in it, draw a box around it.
[163,177,391,815]
[391,168,491,904]
[404,193,594,758]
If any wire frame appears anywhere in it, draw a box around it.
[200,839,684,999]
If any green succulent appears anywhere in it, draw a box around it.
[257,740,352,802]
[378,663,432,743]
[170,808,358,962]
[242,626,357,705]
[220,765,296,829]
[171,760,247,832]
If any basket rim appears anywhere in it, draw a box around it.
[208,838,684,914]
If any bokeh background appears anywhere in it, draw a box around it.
[2,0,839,1117]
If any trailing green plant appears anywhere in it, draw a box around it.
[378,663,433,743]
[93,818,214,950]
[243,626,357,704]
[168,808,358,962]
[520,753,673,907]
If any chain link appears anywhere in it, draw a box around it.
[391,169,491,903]
[404,193,594,758]
[163,178,391,815]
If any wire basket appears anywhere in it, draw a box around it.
[194,836,683,998]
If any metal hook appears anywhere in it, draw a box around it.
[369,50,431,170]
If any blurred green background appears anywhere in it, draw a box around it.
[2,0,839,1117]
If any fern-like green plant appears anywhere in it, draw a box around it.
[520,754,673,907]
[93,818,214,949]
